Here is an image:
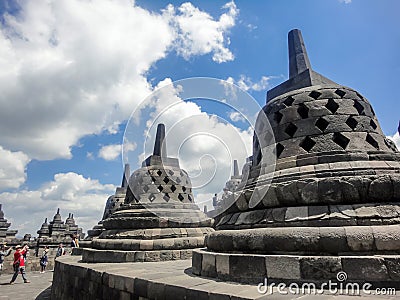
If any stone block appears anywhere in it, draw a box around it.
[229,255,266,282]
[145,251,160,262]
[180,250,192,259]
[192,251,202,275]
[369,175,393,200]
[342,257,389,281]
[165,285,187,300]
[114,274,126,291]
[160,250,173,261]
[319,227,349,254]
[353,204,380,218]
[345,226,374,252]
[300,256,341,280]
[119,291,131,300]
[372,226,400,251]
[285,206,308,222]
[124,276,135,294]
[383,257,400,280]
[376,205,399,218]
[147,281,166,300]
[135,251,145,262]
[134,278,148,298]
[265,255,300,279]
[201,252,217,277]
[216,254,229,278]
[308,205,328,219]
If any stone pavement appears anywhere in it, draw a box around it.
[0,270,52,300]
[52,256,398,299]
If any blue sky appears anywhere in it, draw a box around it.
[0,0,398,235]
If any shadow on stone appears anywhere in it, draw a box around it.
[35,286,52,300]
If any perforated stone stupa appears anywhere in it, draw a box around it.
[193,29,400,286]
[82,124,214,263]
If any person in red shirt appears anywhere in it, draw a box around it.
[9,245,30,284]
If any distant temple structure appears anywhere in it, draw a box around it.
[0,204,18,243]
[36,208,84,247]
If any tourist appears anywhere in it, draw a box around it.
[70,234,79,248]
[40,246,49,273]
[55,243,65,259]
[21,243,29,263]
[0,243,12,276]
[9,245,30,284]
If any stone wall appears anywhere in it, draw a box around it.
[51,257,150,300]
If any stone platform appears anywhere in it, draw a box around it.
[50,255,397,299]
[192,248,400,287]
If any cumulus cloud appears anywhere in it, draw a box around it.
[130,80,253,196]
[0,172,115,235]
[226,75,272,92]
[229,111,246,122]
[99,142,136,161]
[164,1,238,63]
[0,0,238,161]
[0,146,30,191]
[339,0,352,3]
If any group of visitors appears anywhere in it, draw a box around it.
[1,234,79,284]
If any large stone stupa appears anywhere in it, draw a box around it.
[193,29,400,286]
[82,124,214,263]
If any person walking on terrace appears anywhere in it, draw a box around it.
[40,246,49,273]
[9,245,30,284]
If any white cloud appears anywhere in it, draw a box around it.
[229,111,245,122]
[98,144,122,161]
[99,142,136,161]
[0,172,115,235]
[226,75,272,92]
[134,80,253,196]
[164,1,238,63]
[0,0,238,161]
[387,133,400,150]
[0,146,30,191]
[339,0,352,3]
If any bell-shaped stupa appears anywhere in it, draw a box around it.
[193,29,400,286]
[82,124,214,263]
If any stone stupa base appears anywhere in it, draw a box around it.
[192,248,400,288]
[192,225,400,287]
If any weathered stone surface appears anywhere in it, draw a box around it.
[345,226,375,252]
[300,256,341,280]
[265,255,300,279]
[372,226,400,251]
[201,252,217,277]
[342,257,389,281]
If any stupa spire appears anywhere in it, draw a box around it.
[153,123,166,157]
[233,160,239,177]
[267,28,337,101]
[288,29,311,78]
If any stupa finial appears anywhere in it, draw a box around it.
[153,124,166,157]
[233,160,239,177]
[288,29,311,78]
